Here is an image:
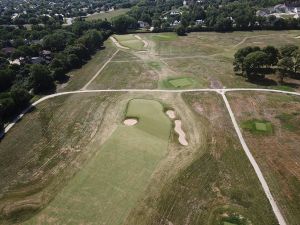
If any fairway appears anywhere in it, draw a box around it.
[25,99,171,225]
[168,78,193,88]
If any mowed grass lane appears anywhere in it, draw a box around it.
[26,99,171,225]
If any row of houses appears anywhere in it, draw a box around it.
[257,4,300,19]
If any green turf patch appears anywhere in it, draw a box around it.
[276,112,300,132]
[241,119,273,135]
[167,78,194,88]
[224,222,237,225]
[147,61,162,70]
[270,85,295,92]
[26,99,171,225]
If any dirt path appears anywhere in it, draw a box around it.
[221,91,287,225]
[81,49,119,90]
[110,36,129,49]
[134,35,149,48]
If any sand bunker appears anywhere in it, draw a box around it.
[295,36,300,39]
[166,110,176,119]
[123,118,138,126]
[174,120,188,146]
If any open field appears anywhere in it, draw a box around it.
[227,92,300,225]
[86,60,158,89]
[0,91,281,225]
[85,9,130,21]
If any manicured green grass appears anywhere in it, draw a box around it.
[125,93,278,225]
[270,85,295,92]
[241,119,273,135]
[147,61,162,70]
[168,78,193,87]
[85,8,130,21]
[114,34,145,51]
[25,99,171,225]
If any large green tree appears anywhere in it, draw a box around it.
[30,64,55,93]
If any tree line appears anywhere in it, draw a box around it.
[0,18,124,132]
[234,44,300,83]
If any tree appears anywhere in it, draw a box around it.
[214,16,233,32]
[233,46,261,72]
[277,57,294,83]
[262,46,279,66]
[0,69,15,91]
[293,50,300,73]
[280,44,299,58]
[112,15,137,33]
[175,25,186,36]
[30,64,55,93]
[243,51,268,77]
[10,86,32,107]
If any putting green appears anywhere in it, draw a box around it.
[168,78,193,88]
[26,99,171,225]
[242,119,273,134]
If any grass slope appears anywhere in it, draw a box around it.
[25,99,171,225]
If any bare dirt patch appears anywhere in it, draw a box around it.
[123,118,138,126]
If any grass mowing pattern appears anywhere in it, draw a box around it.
[168,78,193,88]
[25,99,171,225]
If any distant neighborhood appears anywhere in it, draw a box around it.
[257,4,300,19]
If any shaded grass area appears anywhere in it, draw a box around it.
[25,99,171,225]
[227,92,300,225]
[125,92,277,225]
[114,34,145,51]
[59,41,116,91]
[87,61,158,89]
[85,8,130,21]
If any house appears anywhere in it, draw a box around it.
[195,19,205,25]
[31,57,44,64]
[138,21,149,28]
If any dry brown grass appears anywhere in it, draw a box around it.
[227,91,300,225]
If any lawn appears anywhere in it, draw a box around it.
[227,91,300,225]
[114,34,145,51]
[85,8,130,21]
[24,98,171,225]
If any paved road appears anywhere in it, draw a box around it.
[3,88,299,225]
